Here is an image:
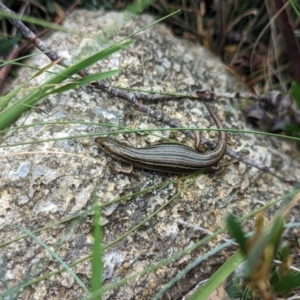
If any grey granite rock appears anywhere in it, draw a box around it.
[1,9,299,300]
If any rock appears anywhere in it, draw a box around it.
[1,9,299,299]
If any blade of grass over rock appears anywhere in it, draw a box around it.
[0,8,181,131]
[2,189,296,298]
[0,58,58,110]
[43,69,122,96]
[153,240,238,300]
[187,251,244,300]
[91,189,103,298]
[0,175,194,249]
[11,224,89,295]
[0,40,131,130]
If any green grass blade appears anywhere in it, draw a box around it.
[0,33,21,55]
[90,192,103,298]
[187,251,244,300]
[0,40,131,130]
[11,224,89,295]
[44,69,122,96]
[0,60,55,110]
[273,271,300,294]
[291,81,300,109]
[226,214,248,254]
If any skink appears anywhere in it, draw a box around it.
[95,102,226,174]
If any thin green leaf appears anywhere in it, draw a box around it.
[245,232,269,276]
[226,278,244,298]
[278,241,291,262]
[0,33,21,55]
[153,239,235,300]
[0,60,63,112]
[226,214,248,254]
[267,216,284,253]
[187,251,244,300]
[44,69,121,96]
[269,267,280,286]
[0,40,131,130]
[83,178,198,300]
[240,286,252,300]
[273,271,300,294]
[12,224,89,294]
[0,61,52,110]
[0,10,87,38]
[289,0,300,18]
[283,124,300,137]
[291,81,300,109]
[126,0,154,14]
[0,51,57,68]
[91,190,103,297]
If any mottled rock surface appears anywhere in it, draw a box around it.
[1,9,299,299]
